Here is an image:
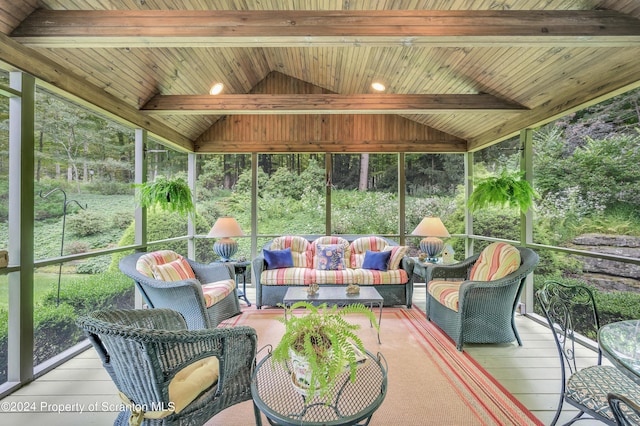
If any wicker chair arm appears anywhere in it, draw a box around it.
[187,260,234,283]
[401,257,415,276]
[429,255,479,281]
[252,256,266,278]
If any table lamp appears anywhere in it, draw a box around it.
[411,217,450,262]
[207,216,245,262]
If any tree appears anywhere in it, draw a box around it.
[358,153,369,191]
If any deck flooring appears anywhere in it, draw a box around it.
[0,284,607,425]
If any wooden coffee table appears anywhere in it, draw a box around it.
[283,286,383,344]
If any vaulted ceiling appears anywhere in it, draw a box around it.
[1,1,640,154]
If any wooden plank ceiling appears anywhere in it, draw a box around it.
[1,0,640,154]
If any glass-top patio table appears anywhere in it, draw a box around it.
[598,319,640,384]
[283,286,383,344]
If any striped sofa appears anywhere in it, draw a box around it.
[252,235,414,308]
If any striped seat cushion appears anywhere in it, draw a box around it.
[261,267,317,285]
[356,268,409,285]
[428,280,464,311]
[469,242,521,282]
[270,236,312,268]
[314,269,357,284]
[201,279,235,308]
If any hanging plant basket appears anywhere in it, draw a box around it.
[468,169,538,214]
[134,176,195,219]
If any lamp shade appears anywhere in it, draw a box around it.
[207,217,245,238]
[411,217,450,238]
[411,217,450,261]
[207,217,244,261]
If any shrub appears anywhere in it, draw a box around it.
[66,209,109,236]
[33,303,83,365]
[41,271,134,314]
[75,256,110,274]
[65,240,90,255]
[111,211,134,230]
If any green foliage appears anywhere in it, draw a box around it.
[111,209,212,270]
[533,276,640,340]
[272,302,378,401]
[135,175,195,219]
[65,240,90,255]
[66,209,109,236]
[41,271,134,314]
[264,161,324,200]
[468,169,538,214]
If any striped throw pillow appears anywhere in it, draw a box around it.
[469,242,521,282]
[151,257,196,281]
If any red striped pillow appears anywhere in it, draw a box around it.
[151,257,196,281]
[469,242,521,282]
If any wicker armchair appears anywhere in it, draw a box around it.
[77,308,257,426]
[425,243,539,351]
[119,251,241,329]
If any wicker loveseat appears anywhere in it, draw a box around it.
[426,242,539,351]
[252,235,414,309]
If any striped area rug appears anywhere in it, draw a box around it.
[211,307,543,426]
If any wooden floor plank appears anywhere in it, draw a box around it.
[0,285,604,424]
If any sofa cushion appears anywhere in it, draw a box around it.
[428,280,464,312]
[469,242,521,282]
[314,243,346,271]
[314,269,357,284]
[312,237,351,267]
[150,257,196,282]
[263,247,294,270]
[136,250,184,278]
[261,267,317,285]
[356,268,409,285]
[270,236,312,268]
[201,279,236,308]
[168,356,219,414]
[383,245,408,270]
[350,236,389,268]
[362,250,392,271]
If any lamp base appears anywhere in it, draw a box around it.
[213,238,238,262]
[420,237,444,262]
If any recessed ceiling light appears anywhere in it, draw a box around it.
[371,82,386,92]
[209,83,224,95]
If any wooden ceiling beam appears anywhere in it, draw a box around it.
[12,10,640,48]
[194,140,468,154]
[0,33,193,151]
[142,93,526,115]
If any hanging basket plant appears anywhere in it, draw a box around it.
[134,176,195,218]
[467,169,538,214]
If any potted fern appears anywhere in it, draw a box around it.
[272,302,379,401]
[134,175,195,219]
[468,169,538,214]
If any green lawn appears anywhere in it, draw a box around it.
[0,272,85,311]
